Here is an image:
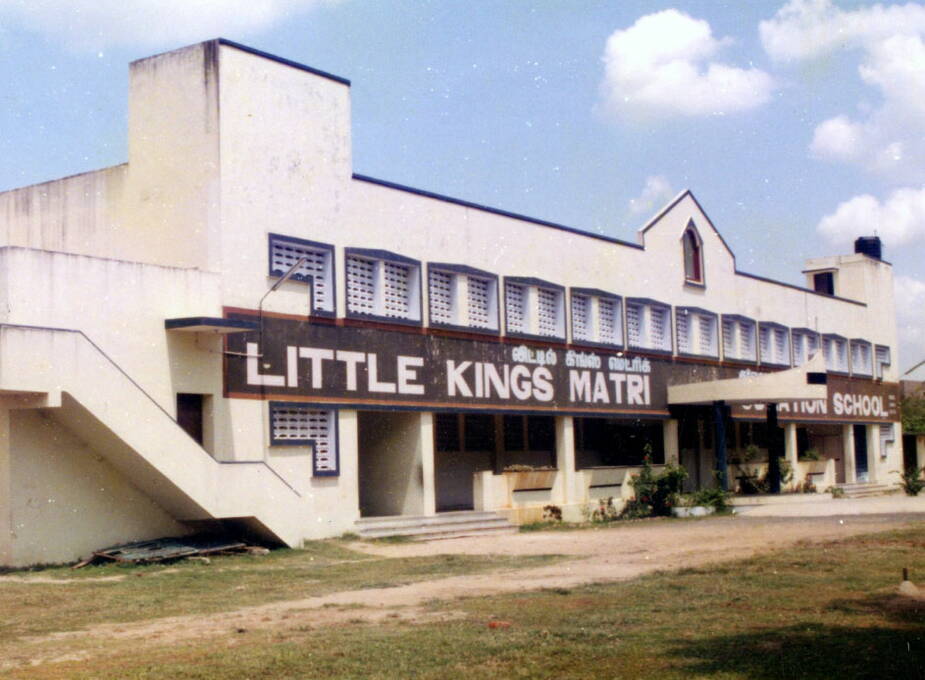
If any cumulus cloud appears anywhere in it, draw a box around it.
[762,0,925,180]
[0,0,336,51]
[628,175,675,215]
[894,275,925,374]
[817,186,925,247]
[599,9,774,120]
[760,0,925,62]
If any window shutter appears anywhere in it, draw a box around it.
[722,318,736,359]
[505,283,526,333]
[382,261,412,318]
[650,305,670,351]
[759,326,771,363]
[598,298,620,345]
[741,322,756,361]
[773,328,789,365]
[676,312,691,354]
[571,294,590,342]
[467,276,492,329]
[875,345,890,378]
[793,333,805,365]
[699,314,717,356]
[428,269,454,325]
[346,256,376,315]
[537,288,559,337]
[626,303,642,347]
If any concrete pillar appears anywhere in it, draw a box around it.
[555,416,576,505]
[918,436,925,468]
[0,408,11,566]
[338,410,361,521]
[842,424,857,484]
[663,419,679,465]
[419,412,436,516]
[865,424,880,483]
[784,423,799,488]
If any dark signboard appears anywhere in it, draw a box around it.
[224,310,899,423]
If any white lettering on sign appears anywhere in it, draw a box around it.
[567,369,650,406]
[833,393,888,417]
[607,356,651,373]
[446,361,554,402]
[246,342,285,387]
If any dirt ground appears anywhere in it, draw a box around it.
[6,513,924,672]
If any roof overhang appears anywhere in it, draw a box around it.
[668,352,828,406]
[165,317,258,334]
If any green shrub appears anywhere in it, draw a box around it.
[800,447,821,461]
[899,466,925,496]
[691,486,731,512]
[624,456,688,518]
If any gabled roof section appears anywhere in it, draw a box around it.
[637,189,736,264]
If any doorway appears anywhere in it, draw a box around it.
[853,424,869,482]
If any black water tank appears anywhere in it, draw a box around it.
[854,236,882,260]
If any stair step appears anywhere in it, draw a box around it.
[355,511,516,540]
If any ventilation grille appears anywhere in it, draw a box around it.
[428,269,454,325]
[270,239,331,312]
[505,283,526,333]
[537,288,559,337]
[599,298,620,345]
[346,256,376,315]
[571,294,590,342]
[382,261,412,318]
[468,276,492,328]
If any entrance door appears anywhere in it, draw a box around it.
[853,424,869,482]
[176,393,204,445]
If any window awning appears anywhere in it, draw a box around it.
[668,352,828,405]
[165,317,258,334]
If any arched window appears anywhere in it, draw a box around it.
[682,225,703,284]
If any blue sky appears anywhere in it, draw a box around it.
[1,1,924,373]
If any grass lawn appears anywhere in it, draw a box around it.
[3,527,924,679]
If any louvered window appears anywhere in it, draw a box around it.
[879,423,894,459]
[676,312,692,354]
[723,317,757,362]
[346,256,376,315]
[468,276,493,328]
[269,235,334,313]
[505,282,527,334]
[270,405,338,476]
[792,331,820,366]
[875,345,891,379]
[850,340,873,377]
[626,303,642,348]
[598,298,621,345]
[628,300,671,352]
[536,287,561,337]
[428,269,454,325]
[759,324,790,366]
[345,250,421,322]
[382,261,412,318]
[677,308,717,357]
[571,294,590,342]
[699,314,717,356]
[823,335,849,372]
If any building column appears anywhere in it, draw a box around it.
[663,419,679,465]
[0,408,12,566]
[865,424,880,483]
[784,423,799,488]
[713,401,729,491]
[842,424,857,484]
[555,415,576,505]
[419,412,436,516]
[918,436,925,468]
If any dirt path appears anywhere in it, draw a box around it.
[6,514,923,672]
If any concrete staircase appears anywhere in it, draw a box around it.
[355,511,517,541]
[835,482,899,499]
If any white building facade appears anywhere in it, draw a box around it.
[0,40,905,566]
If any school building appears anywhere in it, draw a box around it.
[0,40,909,566]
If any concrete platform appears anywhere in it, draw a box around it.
[731,493,925,517]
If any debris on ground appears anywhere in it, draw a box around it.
[72,535,263,569]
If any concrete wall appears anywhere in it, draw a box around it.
[10,409,186,565]
[358,411,426,517]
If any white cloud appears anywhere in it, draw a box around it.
[817,186,925,247]
[599,9,774,120]
[894,275,925,374]
[0,0,336,51]
[762,1,925,180]
[628,175,675,215]
[760,0,925,62]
